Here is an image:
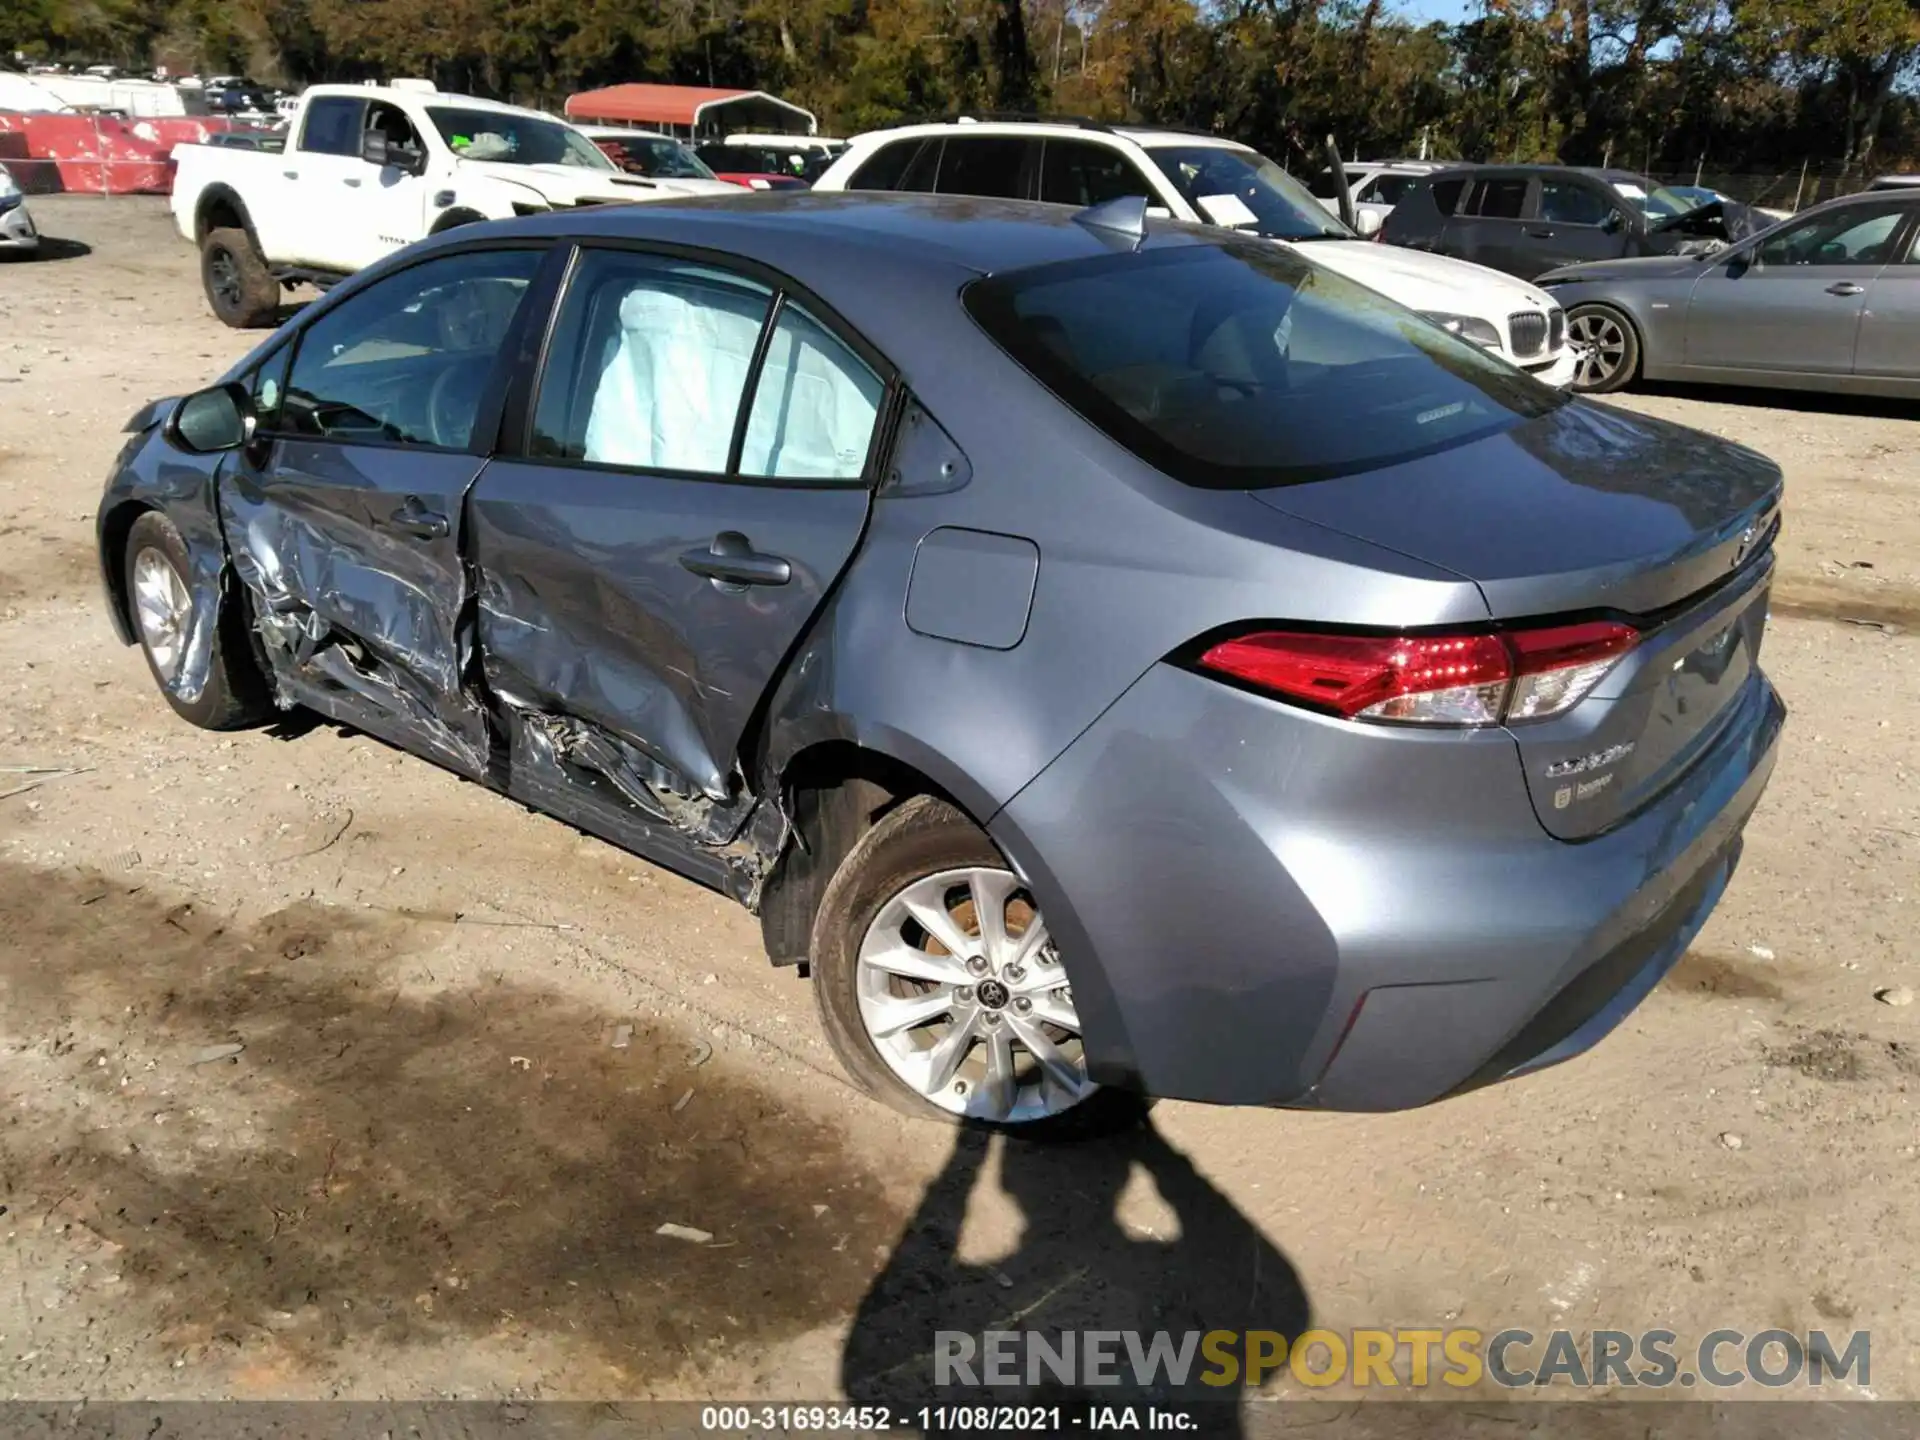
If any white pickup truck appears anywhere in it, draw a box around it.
[171,81,728,326]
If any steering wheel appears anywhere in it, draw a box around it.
[425,360,485,449]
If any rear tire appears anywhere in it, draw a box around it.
[200,227,280,329]
[1567,303,1640,394]
[809,795,1149,1140]
[124,511,273,730]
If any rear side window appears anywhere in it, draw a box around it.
[1429,176,1469,215]
[530,251,884,482]
[300,96,365,156]
[1038,139,1154,207]
[847,139,923,191]
[964,243,1562,489]
[532,252,772,472]
[934,136,1035,199]
[1469,177,1529,219]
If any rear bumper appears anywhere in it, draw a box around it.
[992,661,1785,1111]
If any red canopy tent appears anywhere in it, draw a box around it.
[563,84,816,141]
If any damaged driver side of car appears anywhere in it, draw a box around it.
[131,233,895,913]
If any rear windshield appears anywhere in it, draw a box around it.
[964,242,1565,489]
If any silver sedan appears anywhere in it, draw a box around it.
[1537,189,1920,397]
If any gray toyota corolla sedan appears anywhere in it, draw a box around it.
[98,192,1785,1136]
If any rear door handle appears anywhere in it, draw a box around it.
[680,532,792,589]
[1525,227,1555,238]
[282,169,298,180]
[1826,281,1866,296]
[388,496,449,539]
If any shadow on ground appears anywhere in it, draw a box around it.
[844,1122,1310,1434]
[0,861,900,1387]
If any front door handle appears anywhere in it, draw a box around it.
[1526,227,1555,238]
[344,176,362,187]
[680,532,792,589]
[1826,281,1866,297]
[282,169,299,180]
[388,496,449,539]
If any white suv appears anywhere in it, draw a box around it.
[815,121,1577,386]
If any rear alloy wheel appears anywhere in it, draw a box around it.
[810,796,1147,1138]
[1566,304,1640,394]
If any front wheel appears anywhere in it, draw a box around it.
[809,795,1148,1139]
[1566,303,1640,394]
[124,511,273,729]
[200,227,280,329]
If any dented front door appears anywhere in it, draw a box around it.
[218,246,547,775]
[466,248,889,866]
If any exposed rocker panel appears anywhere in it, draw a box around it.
[905,527,1040,651]
[497,694,790,908]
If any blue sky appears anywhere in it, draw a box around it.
[1398,0,1478,24]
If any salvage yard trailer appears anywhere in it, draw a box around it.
[169,81,700,326]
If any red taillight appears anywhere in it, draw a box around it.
[1197,621,1637,726]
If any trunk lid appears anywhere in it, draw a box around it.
[1251,400,1782,838]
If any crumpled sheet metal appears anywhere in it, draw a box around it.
[220,486,491,775]
[476,567,728,800]
[503,695,789,907]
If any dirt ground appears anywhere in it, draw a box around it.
[0,195,1916,1410]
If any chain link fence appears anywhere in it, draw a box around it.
[1643,163,1883,213]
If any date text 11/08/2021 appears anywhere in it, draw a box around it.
[700,1405,1196,1431]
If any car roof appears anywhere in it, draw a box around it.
[449,191,1222,377]
[843,118,1253,152]
[304,84,536,119]
[504,190,1213,273]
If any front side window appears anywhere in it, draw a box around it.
[933,136,1034,200]
[282,248,542,449]
[1039,139,1154,208]
[965,242,1563,490]
[1538,180,1611,226]
[1756,204,1908,267]
[532,252,773,472]
[300,96,364,157]
[1470,178,1529,219]
[1144,145,1349,240]
[426,107,614,170]
[366,102,425,167]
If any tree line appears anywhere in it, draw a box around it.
[8,0,1918,177]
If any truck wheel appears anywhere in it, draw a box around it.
[201,228,279,329]
[431,208,485,235]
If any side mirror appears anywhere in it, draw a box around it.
[1356,209,1383,237]
[1600,209,1624,234]
[165,382,255,454]
[362,131,425,175]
